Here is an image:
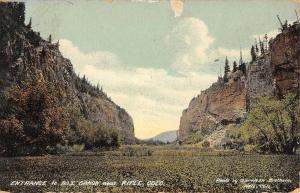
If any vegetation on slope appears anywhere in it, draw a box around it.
[0,81,122,156]
[227,93,300,154]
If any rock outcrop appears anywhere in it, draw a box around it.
[179,71,247,141]
[0,2,135,144]
[179,21,300,144]
[270,25,300,96]
[245,52,276,110]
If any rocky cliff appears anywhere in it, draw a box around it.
[179,22,300,144]
[0,2,135,144]
[179,71,247,141]
[270,24,300,97]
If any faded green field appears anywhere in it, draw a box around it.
[0,145,299,193]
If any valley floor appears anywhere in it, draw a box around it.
[0,145,299,193]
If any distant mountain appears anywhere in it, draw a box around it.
[149,130,178,143]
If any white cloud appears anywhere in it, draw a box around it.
[166,17,251,73]
[166,17,215,73]
[59,39,216,139]
[59,39,120,70]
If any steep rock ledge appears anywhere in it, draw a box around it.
[0,2,135,144]
[179,22,300,144]
[270,25,300,96]
[179,72,247,141]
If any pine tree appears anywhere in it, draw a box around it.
[261,42,265,55]
[251,45,257,62]
[254,39,259,53]
[233,61,238,72]
[239,63,246,75]
[48,34,52,43]
[82,75,87,83]
[259,37,265,55]
[96,83,100,92]
[264,34,268,51]
[223,57,230,83]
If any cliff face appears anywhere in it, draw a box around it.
[179,72,247,141]
[246,53,275,106]
[0,2,135,144]
[179,23,300,143]
[270,25,300,97]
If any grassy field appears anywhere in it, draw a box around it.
[0,145,299,193]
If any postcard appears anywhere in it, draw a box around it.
[0,0,299,192]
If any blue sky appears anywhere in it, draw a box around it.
[24,0,298,138]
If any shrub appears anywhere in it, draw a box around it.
[243,144,256,153]
[67,115,121,150]
[0,115,25,155]
[225,124,246,150]
[55,144,85,154]
[226,93,300,154]
[122,146,153,157]
[183,133,203,144]
[202,140,210,148]
[0,81,70,156]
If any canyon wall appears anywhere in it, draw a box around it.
[179,23,300,144]
[179,71,247,141]
[270,25,300,96]
[0,2,135,144]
